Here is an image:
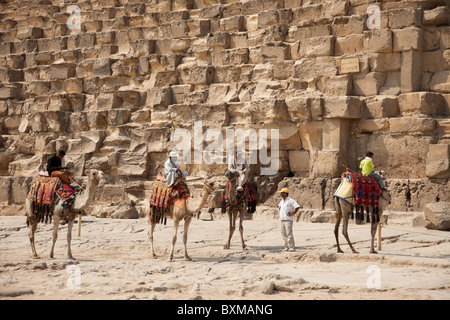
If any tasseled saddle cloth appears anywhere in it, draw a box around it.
[30,175,76,223]
[221,181,257,214]
[149,176,191,224]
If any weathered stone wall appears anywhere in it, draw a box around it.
[0,0,449,215]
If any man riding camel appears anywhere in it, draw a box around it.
[47,150,77,189]
[228,149,249,192]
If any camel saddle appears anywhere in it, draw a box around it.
[334,172,381,208]
[30,174,77,223]
[149,176,190,210]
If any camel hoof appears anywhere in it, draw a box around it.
[337,249,344,254]
[370,250,378,254]
[352,251,359,254]
[223,244,230,250]
[32,255,40,259]
[184,257,192,261]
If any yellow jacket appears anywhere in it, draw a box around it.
[360,157,374,176]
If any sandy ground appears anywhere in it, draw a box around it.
[0,214,449,300]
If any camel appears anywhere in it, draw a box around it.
[334,184,390,254]
[147,178,216,262]
[26,169,105,260]
[223,170,248,250]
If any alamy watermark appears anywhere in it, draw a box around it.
[366,265,381,289]
[366,5,381,30]
[171,121,280,175]
[66,5,81,30]
[66,265,81,290]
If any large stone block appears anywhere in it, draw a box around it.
[324,96,362,119]
[389,117,436,133]
[352,72,386,96]
[393,27,423,52]
[364,29,392,53]
[401,50,422,93]
[426,144,450,178]
[398,92,446,116]
[299,35,335,58]
[424,202,450,230]
[289,150,310,173]
[430,71,450,93]
[423,6,450,26]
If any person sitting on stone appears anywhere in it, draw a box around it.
[360,151,386,190]
[228,148,249,192]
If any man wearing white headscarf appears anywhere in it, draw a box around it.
[228,149,249,191]
[165,151,182,187]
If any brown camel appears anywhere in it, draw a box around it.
[26,169,105,260]
[147,178,216,262]
[334,188,390,254]
[223,170,247,250]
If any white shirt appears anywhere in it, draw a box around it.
[278,196,300,221]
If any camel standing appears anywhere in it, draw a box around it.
[147,179,215,262]
[334,189,390,254]
[223,170,247,250]
[26,169,105,260]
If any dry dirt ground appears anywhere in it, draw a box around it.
[0,214,449,300]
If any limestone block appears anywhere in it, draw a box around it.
[364,29,392,53]
[288,25,331,42]
[117,151,149,177]
[317,75,352,96]
[401,50,422,93]
[188,19,211,37]
[369,53,401,72]
[207,32,231,50]
[10,177,33,204]
[398,92,446,116]
[107,109,132,127]
[393,27,423,52]
[0,177,11,205]
[0,152,14,176]
[8,155,43,177]
[365,96,399,118]
[261,44,289,60]
[0,68,24,82]
[426,144,450,179]
[285,96,310,122]
[189,66,215,85]
[289,150,309,173]
[430,71,450,93]
[334,34,364,55]
[356,118,389,134]
[67,130,105,154]
[311,150,342,178]
[352,72,386,96]
[324,96,362,119]
[424,202,450,230]
[389,117,436,133]
[0,84,21,100]
[423,6,450,26]
[293,57,338,81]
[388,8,421,29]
[299,36,335,58]
[292,4,323,23]
[332,15,364,37]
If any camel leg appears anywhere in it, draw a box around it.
[334,198,344,253]
[182,216,192,261]
[66,217,75,260]
[28,219,39,259]
[169,218,180,262]
[148,207,157,258]
[49,215,60,259]
[370,207,379,254]
[224,210,235,249]
[238,208,247,250]
[342,215,359,254]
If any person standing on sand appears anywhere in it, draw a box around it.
[277,188,300,252]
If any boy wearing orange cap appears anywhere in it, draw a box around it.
[277,188,301,252]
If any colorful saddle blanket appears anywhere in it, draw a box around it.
[334,172,381,207]
[221,181,257,213]
[30,175,76,223]
[149,176,190,209]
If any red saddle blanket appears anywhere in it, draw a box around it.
[30,175,76,222]
[221,181,257,213]
[149,176,190,209]
[348,172,381,207]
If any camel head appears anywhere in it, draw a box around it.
[204,179,216,194]
[225,170,237,181]
[87,169,105,184]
